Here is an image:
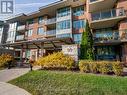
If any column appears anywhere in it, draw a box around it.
[41,43,44,57]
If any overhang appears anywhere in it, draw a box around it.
[1,37,74,50]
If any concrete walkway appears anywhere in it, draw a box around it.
[0,82,31,95]
[0,68,40,95]
[0,68,30,82]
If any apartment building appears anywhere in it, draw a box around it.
[0,21,8,45]
[1,0,127,63]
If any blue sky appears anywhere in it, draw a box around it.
[0,0,59,20]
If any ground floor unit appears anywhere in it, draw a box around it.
[1,37,127,64]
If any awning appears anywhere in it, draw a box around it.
[1,37,74,50]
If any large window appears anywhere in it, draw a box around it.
[57,33,71,38]
[38,16,44,24]
[96,46,116,60]
[73,33,82,44]
[73,6,84,16]
[37,27,45,35]
[57,20,71,30]
[57,7,70,17]
[8,31,15,38]
[27,19,34,25]
[0,27,2,31]
[28,29,33,37]
[73,20,86,30]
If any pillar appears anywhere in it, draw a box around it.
[41,43,44,57]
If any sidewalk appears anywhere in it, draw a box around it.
[0,82,31,95]
[0,67,40,95]
[0,68,29,82]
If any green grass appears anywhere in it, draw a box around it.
[9,70,127,95]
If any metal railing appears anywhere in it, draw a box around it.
[46,30,56,36]
[16,35,25,41]
[17,25,26,31]
[94,30,127,42]
[91,8,126,21]
[45,18,56,25]
[89,0,98,3]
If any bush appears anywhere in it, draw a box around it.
[36,52,75,70]
[112,61,123,76]
[99,61,113,74]
[79,60,123,76]
[0,54,14,68]
[79,60,91,73]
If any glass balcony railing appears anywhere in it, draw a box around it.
[16,35,25,41]
[90,0,98,3]
[45,18,56,25]
[94,30,127,42]
[94,31,120,42]
[17,25,26,31]
[46,30,56,36]
[91,8,125,21]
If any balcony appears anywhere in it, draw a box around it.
[46,30,56,37]
[17,25,26,31]
[89,0,117,12]
[45,18,56,25]
[94,30,127,44]
[16,35,25,41]
[90,8,126,29]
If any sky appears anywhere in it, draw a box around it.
[0,0,59,20]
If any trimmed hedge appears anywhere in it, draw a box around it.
[79,60,124,76]
[36,52,75,70]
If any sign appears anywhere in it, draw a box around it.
[0,0,14,15]
[62,45,78,61]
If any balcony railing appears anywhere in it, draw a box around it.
[17,25,26,31]
[94,30,127,42]
[45,18,56,25]
[16,35,25,41]
[91,8,126,21]
[89,0,98,3]
[46,30,56,36]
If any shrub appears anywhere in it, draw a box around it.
[99,61,113,74]
[79,60,91,73]
[36,52,75,70]
[112,61,123,76]
[79,60,123,76]
[0,54,14,68]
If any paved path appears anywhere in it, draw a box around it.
[0,68,41,95]
[0,82,31,95]
[0,68,30,82]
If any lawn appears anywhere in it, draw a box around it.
[9,70,127,95]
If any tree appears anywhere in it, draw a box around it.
[80,20,94,60]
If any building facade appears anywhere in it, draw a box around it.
[1,0,127,63]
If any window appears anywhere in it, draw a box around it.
[73,20,86,30]
[28,29,33,37]
[96,46,116,60]
[73,6,84,16]
[73,34,82,44]
[9,23,17,29]
[57,7,70,17]
[8,31,15,38]
[27,19,34,25]
[57,20,71,30]
[0,27,2,30]
[57,33,71,38]
[37,27,45,35]
[38,16,44,24]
